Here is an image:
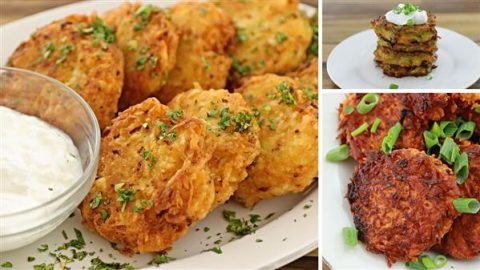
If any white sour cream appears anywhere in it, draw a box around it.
[385,3,427,26]
[0,106,82,215]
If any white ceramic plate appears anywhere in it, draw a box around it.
[326,28,480,89]
[0,1,318,269]
[321,93,480,270]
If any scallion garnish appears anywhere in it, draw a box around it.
[342,227,358,247]
[343,105,354,115]
[326,144,350,162]
[439,137,460,165]
[405,261,427,270]
[357,94,380,114]
[439,121,458,137]
[454,152,469,184]
[351,123,369,137]
[381,122,402,154]
[453,198,480,214]
[430,122,444,138]
[455,121,476,140]
[419,254,448,269]
[370,118,381,133]
[423,131,440,154]
[389,83,399,89]
[475,105,480,114]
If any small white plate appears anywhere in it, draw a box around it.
[0,1,318,269]
[321,93,480,269]
[326,28,480,89]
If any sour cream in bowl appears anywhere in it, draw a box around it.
[0,67,100,251]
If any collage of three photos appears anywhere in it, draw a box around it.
[0,0,479,269]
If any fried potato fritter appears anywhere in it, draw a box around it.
[153,2,235,103]
[168,89,260,209]
[371,13,437,45]
[103,3,179,108]
[338,94,427,162]
[374,46,437,67]
[452,94,480,135]
[348,149,461,266]
[233,74,318,208]
[399,93,457,121]
[438,142,480,259]
[287,57,318,106]
[376,63,433,77]
[8,14,124,129]
[214,0,312,82]
[80,98,215,254]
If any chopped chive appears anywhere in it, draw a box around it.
[326,144,350,162]
[351,123,369,137]
[357,94,380,114]
[455,121,476,140]
[454,152,469,184]
[370,118,381,133]
[342,227,358,247]
[381,122,402,154]
[453,198,480,214]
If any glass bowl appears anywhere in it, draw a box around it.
[0,67,100,252]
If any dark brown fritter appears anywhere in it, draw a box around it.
[371,13,437,45]
[374,46,437,68]
[348,149,461,266]
[376,62,434,77]
[399,93,457,121]
[338,94,428,162]
[438,142,480,259]
[377,37,437,53]
[451,94,480,135]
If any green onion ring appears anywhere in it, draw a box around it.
[405,262,427,270]
[439,121,458,137]
[370,118,381,133]
[381,122,402,154]
[357,94,380,115]
[439,137,460,165]
[453,198,480,214]
[351,123,369,137]
[455,121,476,140]
[343,105,354,115]
[342,227,358,247]
[475,105,480,114]
[454,152,469,184]
[433,255,448,268]
[326,144,350,162]
[423,131,439,154]
[430,122,444,138]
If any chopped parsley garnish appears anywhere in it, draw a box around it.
[201,56,211,70]
[101,209,109,223]
[72,250,88,260]
[57,228,86,250]
[114,183,135,212]
[134,4,158,31]
[82,17,116,44]
[393,3,421,16]
[142,149,158,169]
[269,120,277,131]
[208,246,222,254]
[265,212,275,219]
[389,83,399,89]
[89,192,103,209]
[307,12,318,56]
[218,107,231,130]
[232,58,253,76]
[233,111,254,132]
[237,28,248,43]
[255,239,263,242]
[127,40,138,51]
[275,32,288,44]
[33,263,54,270]
[207,107,219,118]
[132,204,144,213]
[166,109,183,121]
[37,244,49,252]
[302,88,317,102]
[0,262,12,268]
[406,18,415,26]
[56,44,75,64]
[203,227,210,232]
[277,81,296,105]
[62,230,68,240]
[89,257,134,270]
[41,42,55,59]
[157,121,177,142]
[28,256,36,262]
[223,210,259,236]
[149,254,175,265]
[136,55,157,71]
[304,204,312,209]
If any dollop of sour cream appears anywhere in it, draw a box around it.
[385,3,427,26]
[0,106,82,215]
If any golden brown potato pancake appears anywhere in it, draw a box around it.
[154,2,235,104]
[8,14,124,129]
[287,57,318,106]
[80,98,215,254]
[103,3,179,108]
[371,13,437,45]
[213,0,312,82]
[168,88,260,209]
[233,74,318,208]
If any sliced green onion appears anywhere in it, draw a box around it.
[326,144,350,162]
[381,122,402,154]
[454,152,469,184]
[430,122,444,138]
[453,198,480,214]
[357,94,380,114]
[419,254,448,269]
[342,227,358,247]
[455,117,465,127]
[439,121,458,137]
[389,83,399,89]
[351,123,369,137]
[475,105,480,114]
[370,118,381,133]
[423,131,439,154]
[439,137,460,165]
[455,121,476,140]
[406,262,427,270]
[343,105,354,115]
[433,255,448,268]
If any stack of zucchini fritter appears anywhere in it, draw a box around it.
[371,13,438,77]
